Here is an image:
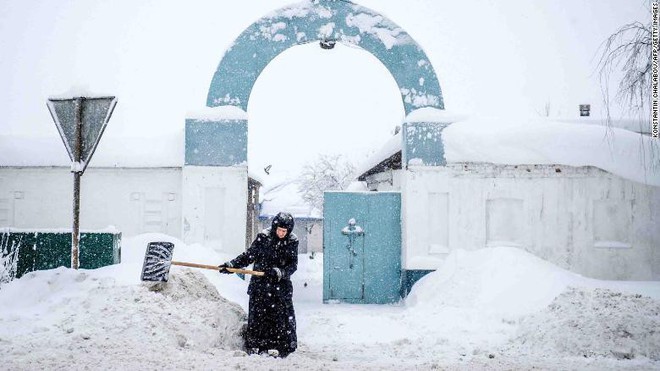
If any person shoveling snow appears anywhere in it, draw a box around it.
[219,212,299,358]
[139,213,300,359]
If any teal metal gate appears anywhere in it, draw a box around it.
[323,192,401,304]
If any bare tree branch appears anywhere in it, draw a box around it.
[596,5,659,178]
[297,154,356,213]
[597,19,652,117]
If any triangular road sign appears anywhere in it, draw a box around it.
[47,96,117,173]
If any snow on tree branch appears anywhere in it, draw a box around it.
[297,154,356,213]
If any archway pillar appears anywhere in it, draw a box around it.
[401,107,459,167]
[181,107,249,255]
[399,108,457,291]
[401,122,450,167]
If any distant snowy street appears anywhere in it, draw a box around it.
[1,234,658,370]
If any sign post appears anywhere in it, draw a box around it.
[47,95,117,269]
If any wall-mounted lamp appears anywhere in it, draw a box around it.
[320,38,336,50]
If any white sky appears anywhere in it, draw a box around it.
[0,0,649,175]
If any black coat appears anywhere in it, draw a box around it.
[229,228,298,355]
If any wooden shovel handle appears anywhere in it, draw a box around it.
[171,261,265,276]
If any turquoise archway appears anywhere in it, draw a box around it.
[207,0,444,115]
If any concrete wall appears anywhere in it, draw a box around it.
[370,163,660,280]
[1,165,251,257]
[182,166,247,256]
[0,167,182,237]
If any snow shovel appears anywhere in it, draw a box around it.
[140,241,264,282]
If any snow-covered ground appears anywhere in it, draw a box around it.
[1,234,659,370]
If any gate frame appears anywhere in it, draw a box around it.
[184,0,448,280]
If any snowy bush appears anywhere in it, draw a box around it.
[0,234,19,287]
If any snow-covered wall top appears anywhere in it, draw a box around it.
[186,106,248,121]
[404,107,466,124]
[443,118,660,187]
[207,0,443,115]
[0,132,263,182]
[356,114,660,187]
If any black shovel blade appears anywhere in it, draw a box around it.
[141,241,175,282]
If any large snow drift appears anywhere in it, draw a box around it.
[406,246,579,317]
[406,247,660,362]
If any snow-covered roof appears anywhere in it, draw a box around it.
[553,117,653,135]
[0,132,263,182]
[355,132,402,181]
[0,132,184,168]
[356,116,660,187]
[259,179,321,219]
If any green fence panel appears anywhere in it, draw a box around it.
[0,230,121,280]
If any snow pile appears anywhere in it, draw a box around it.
[405,247,660,363]
[146,270,246,349]
[406,247,580,317]
[0,267,246,369]
[507,287,660,361]
[0,234,250,370]
[398,247,583,359]
[400,247,660,369]
[2,237,660,369]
